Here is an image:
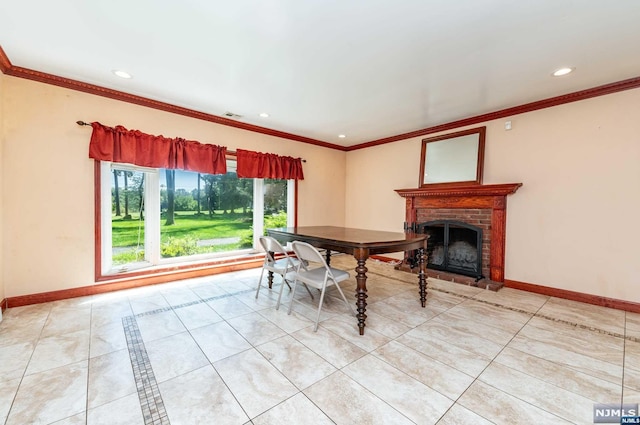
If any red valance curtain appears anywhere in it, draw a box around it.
[88,122,227,175]
[236,149,304,180]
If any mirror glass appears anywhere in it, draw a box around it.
[419,126,485,188]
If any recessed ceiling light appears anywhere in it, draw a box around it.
[552,67,574,77]
[112,69,132,79]
[338,134,346,138]
[259,112,269,118]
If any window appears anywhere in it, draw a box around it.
[99,160,294,275]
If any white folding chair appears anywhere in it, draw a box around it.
[255,236,313,308]
[288,241,356,331]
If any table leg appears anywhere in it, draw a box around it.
[325,250,331,266]
[354,254,368,335]
[267,251,274,289]
[417,245,428,307]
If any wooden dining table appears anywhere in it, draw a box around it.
[267,226,428,335]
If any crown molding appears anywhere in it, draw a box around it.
[0,45,346,151]
[3,44,640,152]
[346,76,640,151]
[0,45,12,73]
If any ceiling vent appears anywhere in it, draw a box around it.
[224,111,243,119]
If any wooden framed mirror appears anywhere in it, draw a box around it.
[419,126,486,188]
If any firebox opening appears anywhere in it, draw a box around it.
[418,220,483,279]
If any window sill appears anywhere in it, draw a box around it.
[96,251,266,285]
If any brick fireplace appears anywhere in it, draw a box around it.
[395,183,522,284]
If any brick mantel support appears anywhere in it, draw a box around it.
[395,183,522,282]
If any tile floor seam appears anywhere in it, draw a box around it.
[436,397,497,425]
[2,382,19,425]
[471,301,586,422]
[176,285,264,420]
[296,392,336,424]
[188,340,254,421]
[287,330,355,371]
[2,306,52,425]
[490,296,623,412]
[457,397,498,425]
[467,377,582,424]
[369,270,638,343]
[4,266,635,424]
[133,288,254,319]
[299,302,467,424]
[431,297,540,422]
[209,346,291,421]
[332,369,420,425]
[494,343,623,406]
[85,302,94,423]
[456,292,628,395]
[367,344,459,404]
[251,339,307,396]
[122,316,171,425]
[376,276,625,423]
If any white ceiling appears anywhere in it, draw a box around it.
[1,1,640,147]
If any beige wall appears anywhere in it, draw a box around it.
[3,72,639,304]
[346,88,640,302]
[0,76,345,298]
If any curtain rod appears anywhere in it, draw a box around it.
[76,121,306,162]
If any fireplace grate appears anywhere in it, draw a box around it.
[417,220,483,279]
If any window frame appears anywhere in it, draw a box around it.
[94,159,297,281]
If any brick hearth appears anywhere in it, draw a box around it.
[395,183,522,283]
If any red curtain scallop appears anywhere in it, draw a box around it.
[88,122,227,174]
[236,149,304,180]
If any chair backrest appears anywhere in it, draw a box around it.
[259,236,291,266]
[259,235,288,255]
[291,241,327,268]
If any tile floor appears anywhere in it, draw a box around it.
[1,255,639,424]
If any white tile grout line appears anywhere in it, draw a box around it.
[119,288,256,425]
[132,288,255,318]
[118,272,632,424]
[135,272,636,343]
[367,270,638,342]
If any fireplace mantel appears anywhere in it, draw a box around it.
[395,183,522,199]
[395,183,522,282]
